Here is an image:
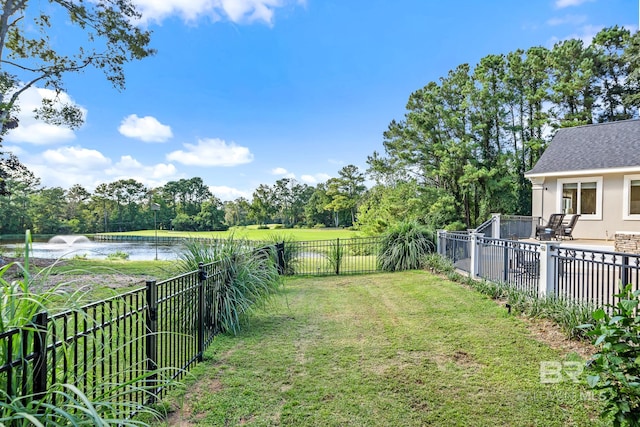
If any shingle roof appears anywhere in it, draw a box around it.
[525,119,640,176]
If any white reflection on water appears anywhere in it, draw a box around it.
[1,240,181,261]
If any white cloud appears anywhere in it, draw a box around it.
[554,0,595,8]
[546,14,587,26]
[166,138,254,166]
[118,114,173,142]
[4,87,86,145]
[271,167,296,178]
[133,0,303,25]
[25,146,111,189]
[300,173,331,185]
[42,146,111,169]
[209,185,250,201]
[23,147,180,190]
[105,155,179,187]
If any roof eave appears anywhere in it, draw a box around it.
[525,165,640,179]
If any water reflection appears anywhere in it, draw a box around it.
[1,239,181,261]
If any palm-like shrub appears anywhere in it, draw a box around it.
[378,221,434,272]
[178,236,281,334]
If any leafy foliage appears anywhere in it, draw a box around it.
[106,250,130,260]
[177,236,281,334]
[0,382,163,426]
[0,0,155,135]
[378,221,434,272]
[580,285,640,426]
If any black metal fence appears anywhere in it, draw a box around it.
[0,237,386,419]
[438,232,471,273]
[438,231,640,309]
[554,246,640,308]
[286,237,383,276]
[476,237,541,296]
[499,215,540,240]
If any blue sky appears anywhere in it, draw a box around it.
[4,0,637,200]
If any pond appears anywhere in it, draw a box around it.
[1,235,182,261]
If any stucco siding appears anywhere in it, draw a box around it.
[534,173,640,240]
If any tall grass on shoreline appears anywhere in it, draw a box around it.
[0,232,171,425]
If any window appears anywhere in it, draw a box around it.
[623,175,640,220]
[557,177,602,220]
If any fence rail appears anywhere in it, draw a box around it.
[287,237,383,276]
[0,236,385,420]
[438,230,640,309]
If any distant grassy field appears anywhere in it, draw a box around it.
[102,226,365,241]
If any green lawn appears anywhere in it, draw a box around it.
[158,271,604,426]
[101,226,363,241]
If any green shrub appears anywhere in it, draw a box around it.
[177,236,281,334]
[378,221,434,272]
[580,284,640,426]
[324,241,344,275]
[424,253,455,274]
[106,250,129,260]
[313,223,325,229]
[273,224,283,229]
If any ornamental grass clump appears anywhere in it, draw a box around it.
[378,221,435,272]
[178,236,281,334]
[0,232,168,425]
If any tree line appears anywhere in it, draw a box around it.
[1,25,639,236]
[0,165,367,235]
[363,26,640,232]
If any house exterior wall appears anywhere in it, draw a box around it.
[534,172,640,240]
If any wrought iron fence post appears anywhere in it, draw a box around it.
[145,280,158,403]
[336,238,340,276]
[32,312,48,402]
[503,241,510,283]
[198,262,206,362]
[276,242,285,275]
[621,255,630,289]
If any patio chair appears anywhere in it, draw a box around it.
[511,246,539,279]
[557,214,580,240]
[535,213,565,240]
